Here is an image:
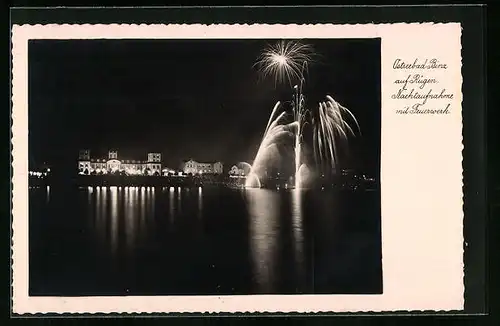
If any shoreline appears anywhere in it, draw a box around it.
[28,175,379,192]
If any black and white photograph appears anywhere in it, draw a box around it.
[11,20,469,314]
[27,37,382,296]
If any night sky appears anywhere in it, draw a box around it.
[29,38,380,174]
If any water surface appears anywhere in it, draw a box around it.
[29,185,382,295]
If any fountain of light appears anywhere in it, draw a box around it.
[248,40,361,189]
[290,61,311,189]
[245,102,295,188]
[237,162,253,173]
[251,41,315,189]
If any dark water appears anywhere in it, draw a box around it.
[29,185,382,296]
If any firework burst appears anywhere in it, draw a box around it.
[254,40,314,87]
[248,40,361,188]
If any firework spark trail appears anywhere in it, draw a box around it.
[291,89,310,189]
[313,96,361,172]
[263,102,282,139]
[327,101,346,168]
[254,40,314,87]
[326,95,361,138]
[245,103,294,188]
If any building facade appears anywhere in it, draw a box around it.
[228,165,246,177]
[78,150,162,176]
[181,159,223,175]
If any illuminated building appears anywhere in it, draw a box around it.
[78,149,162,176]
[228,165,246,177]
[181,159,223,175]
[161,167,177,176]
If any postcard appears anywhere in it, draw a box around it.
[11,22,464,314]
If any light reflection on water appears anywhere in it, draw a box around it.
[124,187,135,252]
[31,185,382,295]
[149,187,155,225]
[87,186,93,228]
[87,187,93,202]
[140,187,146,233]
[169,187,175,223]
[244,188,280,293]
[89,186,306,291]
[291,189,305,278]
[110,186,118,254]
[177,187,182,216]
[136,188,143,240]
[198,186,203,219]
[91,186,155,256]
[90,186,195,254]
[97,187,107,242]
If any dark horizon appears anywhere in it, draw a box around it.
[28,38,381,175]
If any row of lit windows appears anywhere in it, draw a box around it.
[82,159,161,164]
[148,154,161,161]
[81,163,161,169]
[80,163,161,171]
[80,151,162,163]
[186,162,222,168]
